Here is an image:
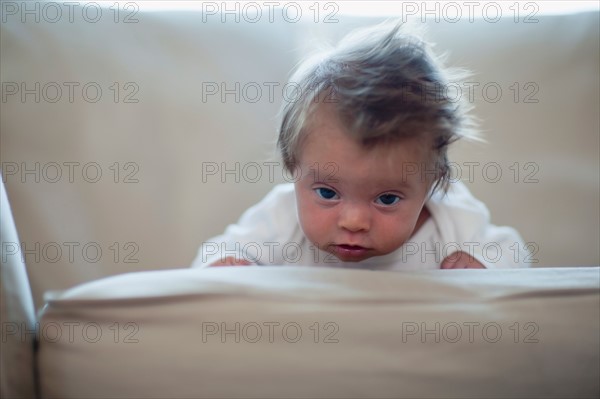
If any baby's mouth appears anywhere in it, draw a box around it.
[330,243,372,260]
[337,244,367,250]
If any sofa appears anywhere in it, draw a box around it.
[1,3,599,398]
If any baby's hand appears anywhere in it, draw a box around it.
[209,256,254,267]
[441,251,486,269]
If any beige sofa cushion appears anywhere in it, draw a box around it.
[38,266,599,398]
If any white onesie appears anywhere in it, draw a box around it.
[191,181,531,269]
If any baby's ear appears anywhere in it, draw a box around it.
[285,166,302,184]
[283,159,299,178]
[429,168,450,196]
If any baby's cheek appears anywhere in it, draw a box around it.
[378,218,414,252]
[302,212,324,238]
[299,206,330,247]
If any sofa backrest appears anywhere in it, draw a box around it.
[1,7,598,308]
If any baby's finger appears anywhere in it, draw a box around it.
[210,257,254,267]
[440,252,462,269]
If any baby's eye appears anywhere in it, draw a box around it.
[376,194,401,206]
[314,187,338,200]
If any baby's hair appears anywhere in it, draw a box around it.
[277,21,477,194]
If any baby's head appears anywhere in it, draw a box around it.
[278,23,475,262]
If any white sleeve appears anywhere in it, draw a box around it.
[190,184,297,268]
[470,224,533,269]
[428,181,532,269]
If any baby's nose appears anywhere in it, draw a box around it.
[338,203,371,232]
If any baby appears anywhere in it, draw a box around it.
[192,23,529,270]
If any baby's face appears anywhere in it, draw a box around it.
[294,104,432,263]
